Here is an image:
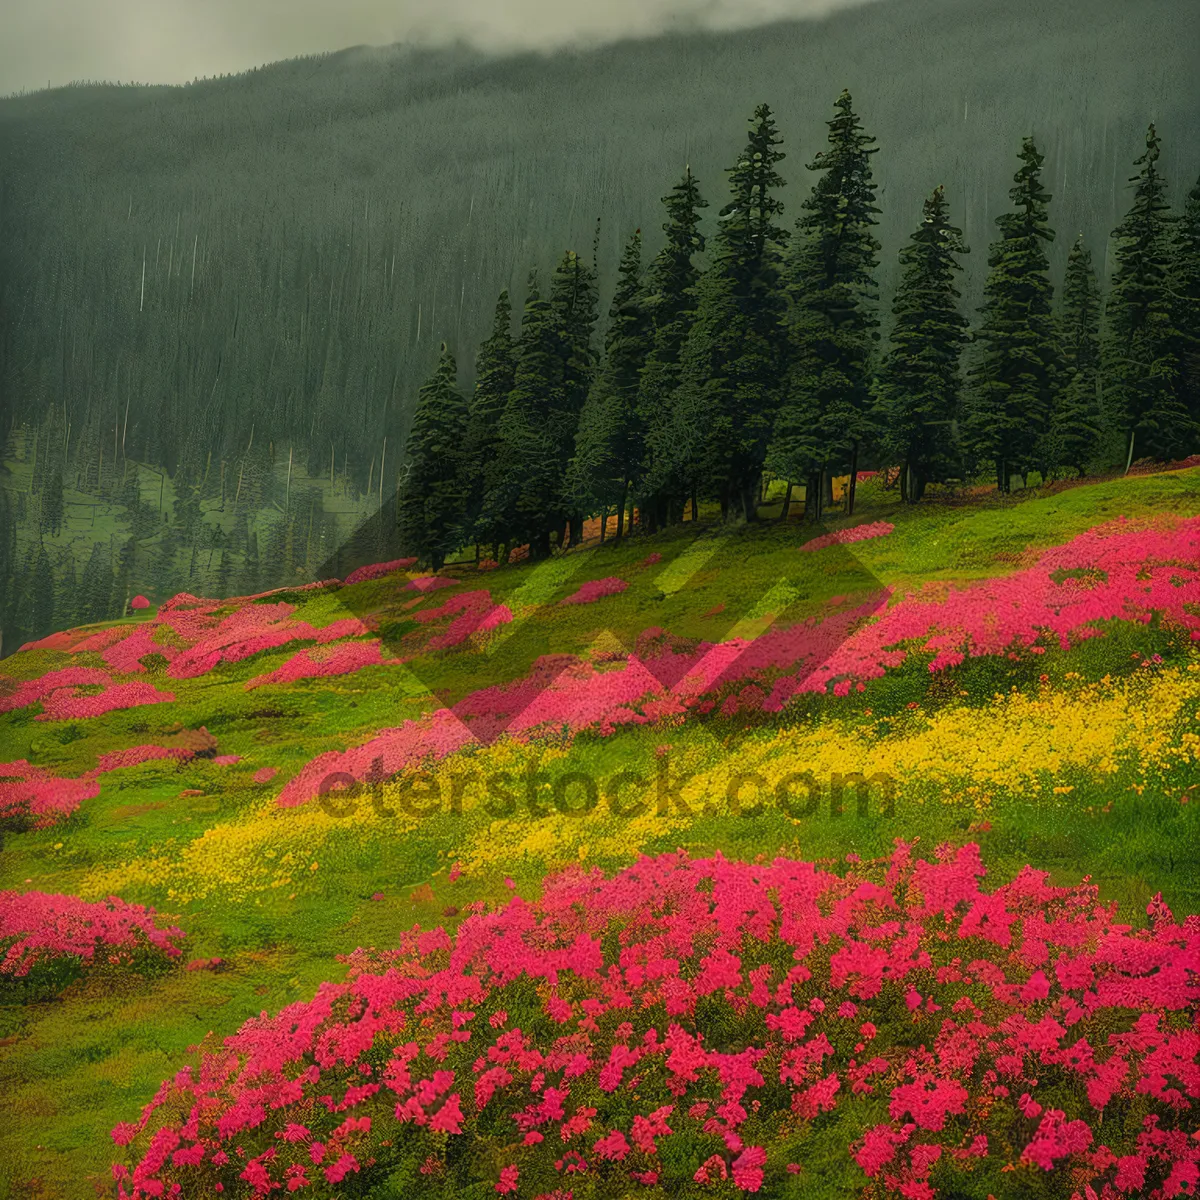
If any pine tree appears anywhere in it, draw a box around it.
[549,243,601,547]
[155,526,188,603]
[41,468,64,538]
[963,136,1062,492]
[263,512,297,588]
[173,464,205,576]
[111,535,139,618]
[79,542,112,624]
[489,270,566,561]
[238,527,261,597]
[570,228,654,538]
[877,185,970,503]
[1046,234,1104,476]
[121,464,156,538]
[1104,125,1193,464]
[770,89,881,520]
[21,544,56,643]
[1168,172,1200,437]
[465,290,516,556]
[55,551,78,634]
[674,103,789,523]
[0,485,16,657]
[637,166,709,530]
[213,542,233,599]
[396,342,470,571]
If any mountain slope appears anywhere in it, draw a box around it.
[0,0,1196,476]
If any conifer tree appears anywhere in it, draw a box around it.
[121,464,156,538]
[79,542,112,624]
[156,525,187,602]
[21,544,56,642]
[674,103,789,523]
[1104,125,1192,464]
[174,466,205,570]
[877,185,970,503]
[238,528,261,597]
[111,535,139,617]
[963,136,1062,492]
[41,468,64,537]
[1168,172,1200,436]
[396,342,470,571]
[1046,234,1104,476]
[465,290,516,557]
[0,486,16,657]
[637,166,709,530]
[489,270,566,561]
[213,538,233,599]
[57,553,79,631]
[549,244,601,547]
[570,228,653,538]
[771,89,881,520]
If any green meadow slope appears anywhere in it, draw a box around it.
[2,469,1200,1196]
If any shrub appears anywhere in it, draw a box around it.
[1,891,185,997]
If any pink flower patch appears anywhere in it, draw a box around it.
[0,760,100,827]
[107,842,1200,1196]
[800,521,894,552]
[344,558,418,585]
[244,640,395,690]
[36,680,176,721]
[130,595,151,610]
[561,578,628,606]
[0,891,185,978]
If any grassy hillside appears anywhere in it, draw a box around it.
[3,469,1200,1195]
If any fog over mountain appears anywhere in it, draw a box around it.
[2,0,893,96]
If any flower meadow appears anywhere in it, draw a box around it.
[1,891,184,991]
[4,473,1200,1198]
[248,513,1200,809]
[110,845,1200,1199]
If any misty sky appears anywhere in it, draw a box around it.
[0,0,890,97]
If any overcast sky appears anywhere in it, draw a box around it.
[0,0,890,97]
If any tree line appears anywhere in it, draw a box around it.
[396,93,1200,568]
[1,88,1196,653]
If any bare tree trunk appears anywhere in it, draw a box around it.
[847,443,859,516]
[780,479,794,522]
[1124,429,1136,474]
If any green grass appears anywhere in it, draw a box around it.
[2,467,1200,1197]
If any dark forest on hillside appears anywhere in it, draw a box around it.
[0,0,1197,653]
